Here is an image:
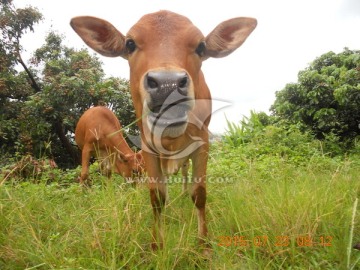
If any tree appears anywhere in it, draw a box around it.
[0,0,43,161]
[271,48,360,144]
[0,1,138,168]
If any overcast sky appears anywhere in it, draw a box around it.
[13,0,360,133]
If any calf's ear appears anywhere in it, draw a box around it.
[118,152,131,162]
[204,17,257,59]
[70,16,127,59]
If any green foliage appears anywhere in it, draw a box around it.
[223,110,269,147]
[223,111,327,164]
[271,48,360,146]
[1,142,360,269]
[0,1,43,156]
[0,0,43,56]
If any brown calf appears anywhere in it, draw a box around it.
[75,106,143,185]
[71,10,256,251]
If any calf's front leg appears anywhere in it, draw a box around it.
[191,145,209,249]
[80,144,92,185]
[144,151,167,250]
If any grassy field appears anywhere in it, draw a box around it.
[1,142,360,269]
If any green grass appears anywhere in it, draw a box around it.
[1,144,360,269]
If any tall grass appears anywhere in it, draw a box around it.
[1,152,359,269]
[0,115,359,269]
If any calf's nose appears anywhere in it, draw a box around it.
[144,71,189,112]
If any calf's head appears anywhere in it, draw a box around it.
[116,150,145,179]
[71,11,256,138]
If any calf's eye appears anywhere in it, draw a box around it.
[195,41,206,57]
[126,39,136,54]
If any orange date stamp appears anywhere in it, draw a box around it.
[217,235,333,248]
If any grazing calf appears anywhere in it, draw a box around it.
[71,10,256,251]
[75,106,143,185]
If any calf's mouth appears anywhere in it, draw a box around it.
[146,98,193,138]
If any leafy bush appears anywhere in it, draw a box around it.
[222,111,326,165]
[271,48,360,145]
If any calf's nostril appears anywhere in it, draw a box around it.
[178,77,188,89]
[147,77,158,89]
